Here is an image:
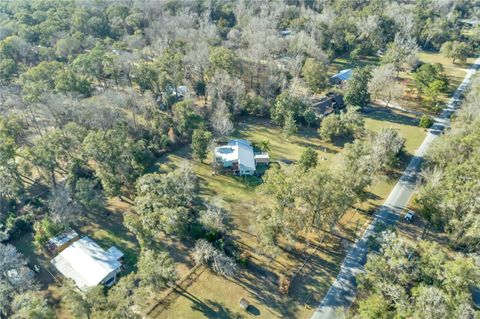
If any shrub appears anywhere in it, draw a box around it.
[419,114,434,129]
[34,217,66,246]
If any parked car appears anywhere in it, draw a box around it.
[404,210,415,222]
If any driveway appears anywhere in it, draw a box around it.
[310,57,480,319]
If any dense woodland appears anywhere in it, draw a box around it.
[0,0,479,318]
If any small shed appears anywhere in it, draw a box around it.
[254,153,270,165]
[46,229,79,254]
[239,298,250,310]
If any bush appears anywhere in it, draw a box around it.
[419,114,434,129]
[279,275,291,295]
[236,251,250,267]
[34,218,66,246]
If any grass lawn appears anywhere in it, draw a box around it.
[154,107,426,319]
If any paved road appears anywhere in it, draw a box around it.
[311,57,480,319]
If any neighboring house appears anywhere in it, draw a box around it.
[311,93,345,118]
[330,69,352,85]
[214,139,269,176]
[51,236,124,292]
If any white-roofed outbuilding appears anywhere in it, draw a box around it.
[51,236,123,292]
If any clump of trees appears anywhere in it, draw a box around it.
[352,231,479,319]
[411,63,449,108]
[131,163,198,239]
[319,107,365,142]
[253,127,405,256]
[416,78,480,252]
[440,41,470,64]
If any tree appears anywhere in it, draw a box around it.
[283,111,298,140]
[257,140,271,153]
[370,128,405,170]
[424,80,446,108]
[411,63,449,102]
[72,178,105,214]
[419,115,434,129]
[137,249,177,291]
[345,67,372,107]
[440,41,469,64]
[211,100,234,137]
[132,61,160,95]
[83,128,152,197]
[0,243,36,317]
[299,148,318,172]
[134,164,197,236]
[27,131,70,186]
[303,108,317,128]
[10,292,55,319]
[368,64,398,102]
[319,107,364,141]
[0,58,17,84]
[382,34,419,76]
[54,68,92,97]
[157,48,184,100]
[199,198,227,233]
[20,61,63,102]
[60,280,95,319]
[209,46,239,76]
[48,184,82,225]
[318,114,343,141]
[191,128,213,162]
[357,294,391,319]
[301,58,327,92]
[192,239,237,278]
[271,91,306,127]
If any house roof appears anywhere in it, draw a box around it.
[214,139,256,171]
[331,69,352,81]
[51,236,122,291]
[48,229,78,249]
[472,287,480,309]
[106,246,124,261]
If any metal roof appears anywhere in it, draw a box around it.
[214,139,256,171]
[331,69,352,81]
[51,236,122,291]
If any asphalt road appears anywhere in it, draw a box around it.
[310,57,480,319]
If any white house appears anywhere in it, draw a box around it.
[214,139,269,175]
[51,236,124,292]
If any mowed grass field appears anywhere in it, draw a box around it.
[156,106,426,319]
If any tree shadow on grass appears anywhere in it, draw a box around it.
[177,287,246,319]
[362,106,419,127]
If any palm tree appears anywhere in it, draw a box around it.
[258,140,271,153]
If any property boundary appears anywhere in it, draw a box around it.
[144,264,205,318]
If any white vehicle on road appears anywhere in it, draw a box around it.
[404,211,415,222]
